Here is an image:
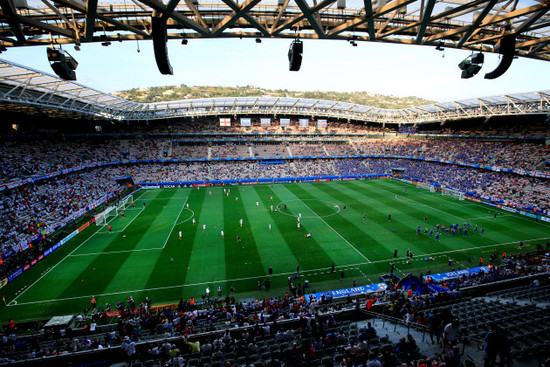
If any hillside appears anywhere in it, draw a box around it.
[114,85,434,109]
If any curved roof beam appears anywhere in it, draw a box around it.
[0,59,548,123]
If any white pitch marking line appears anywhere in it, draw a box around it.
[282,184,371,263]
[70,248,163,257]
[8,234,550,307]
[356,267,373,283]
[8,190,148,305]
[162,195,190,249]
[96,207,146,234]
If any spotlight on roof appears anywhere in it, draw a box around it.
[349,40,357,47]
[181,39,188,45]
[435,42,444,51]
[288,39,303,71]
[74,44,81,51]
[47,47,78,80]
[458,52,484,79]
[255,38,262,43]
[0,44,7,53]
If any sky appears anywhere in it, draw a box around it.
[3,37,550,103]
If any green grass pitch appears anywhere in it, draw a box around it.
[2,179,550,324]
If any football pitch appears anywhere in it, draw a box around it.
[3,179,550,324]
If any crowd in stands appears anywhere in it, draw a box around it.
[2,253,549,366]
[0,168,120,253]
[253,145,289,158]
[2,137,548,187]
[288,145,327,157]
[1,152,549,261]
[324,144,359,156]
[211,145,251,159]
[353,139,549,171]
[170,145,208,160]
[1,123,549,285]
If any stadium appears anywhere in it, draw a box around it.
[1,0,550,366]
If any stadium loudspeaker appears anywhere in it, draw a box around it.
[288,40,303,71]
[484,35,515,80]
[47,48,77,80]
[460,63,481,79]
[151,15,173,75]
[458,52,483,79]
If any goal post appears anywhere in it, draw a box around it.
[117,194,133,211]
[417,182,435,193]
[95,206,117,226]
[441,187,465,201]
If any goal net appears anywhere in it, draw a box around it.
[442,187,465,201]
[94,206,117,226]
[117,194,133,211]
[417,182,435,192]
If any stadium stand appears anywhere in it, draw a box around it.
[1,117,550,366]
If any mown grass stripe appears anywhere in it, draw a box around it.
[256,185,335,271]
[54,190,178,301]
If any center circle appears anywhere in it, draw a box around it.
[176,208,195,225]
[276,199,341,219]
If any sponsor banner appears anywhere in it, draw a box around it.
[308,283,387,302]
[299,119,309,127]
[392,178,412,184]
[317,119,327,127]
[142,185,160,189]
[465,197,482,203]
[59,230,79,246]
[38,255,44,261]
[342,177,356,181]
[30,259,37,266]
[0,278,7,289]
[106,311,121,318]
[219,118,231,127]
[23,264,30,271]
[240,118,251,127]
[260,118,271,126]
[423,266,490,282]
[78,222,90,233]
[280,119,291,127]
[8,268,23,282]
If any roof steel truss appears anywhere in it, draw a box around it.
[0,0,548,61]
[0,59,548,123]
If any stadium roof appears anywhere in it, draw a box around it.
[0,58,549,123]
[0,0,549,60]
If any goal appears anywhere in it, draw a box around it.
[117,194,133,211]
[417,182,435,193]
[442,187,465,201]
[94,206,117,226]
